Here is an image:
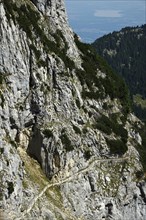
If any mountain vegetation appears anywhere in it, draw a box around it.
[92,24,146,121]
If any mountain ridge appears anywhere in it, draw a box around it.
[92,24,146,121]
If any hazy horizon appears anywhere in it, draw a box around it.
[65,0,146,43]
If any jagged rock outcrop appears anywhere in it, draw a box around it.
[0,0,146,219]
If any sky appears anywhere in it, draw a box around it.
[65,0,146,43]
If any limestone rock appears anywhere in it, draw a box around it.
[0,0,146,219]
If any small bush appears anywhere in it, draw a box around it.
[10,140,17,148]
[72,124,81,134]
[135,170,144,179]
[0,92,5,108]
[43,129,53,138]
[84,150,91,160]
[94,122,112,135]
[76,99,81,109]
[29,44,41,60]
[7,182,14,196]
[82,127,88,134]
[93,115,112,135]
[0,73,4,85]
[60,132,74,152]
[106,139,128,155]
[37,59,46,68]
[0,148,4,154]
[94,114,128,143]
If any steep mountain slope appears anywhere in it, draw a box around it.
[0,1,146,219]
[92,25,146,121]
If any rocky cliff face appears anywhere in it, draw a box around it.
[0,0,146,219]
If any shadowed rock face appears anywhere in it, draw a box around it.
[0,0,146,219]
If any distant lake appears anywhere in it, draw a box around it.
[65,0,146,43]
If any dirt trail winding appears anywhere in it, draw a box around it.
[15,155,128,220]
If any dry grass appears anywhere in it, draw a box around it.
[0,210,5,220]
